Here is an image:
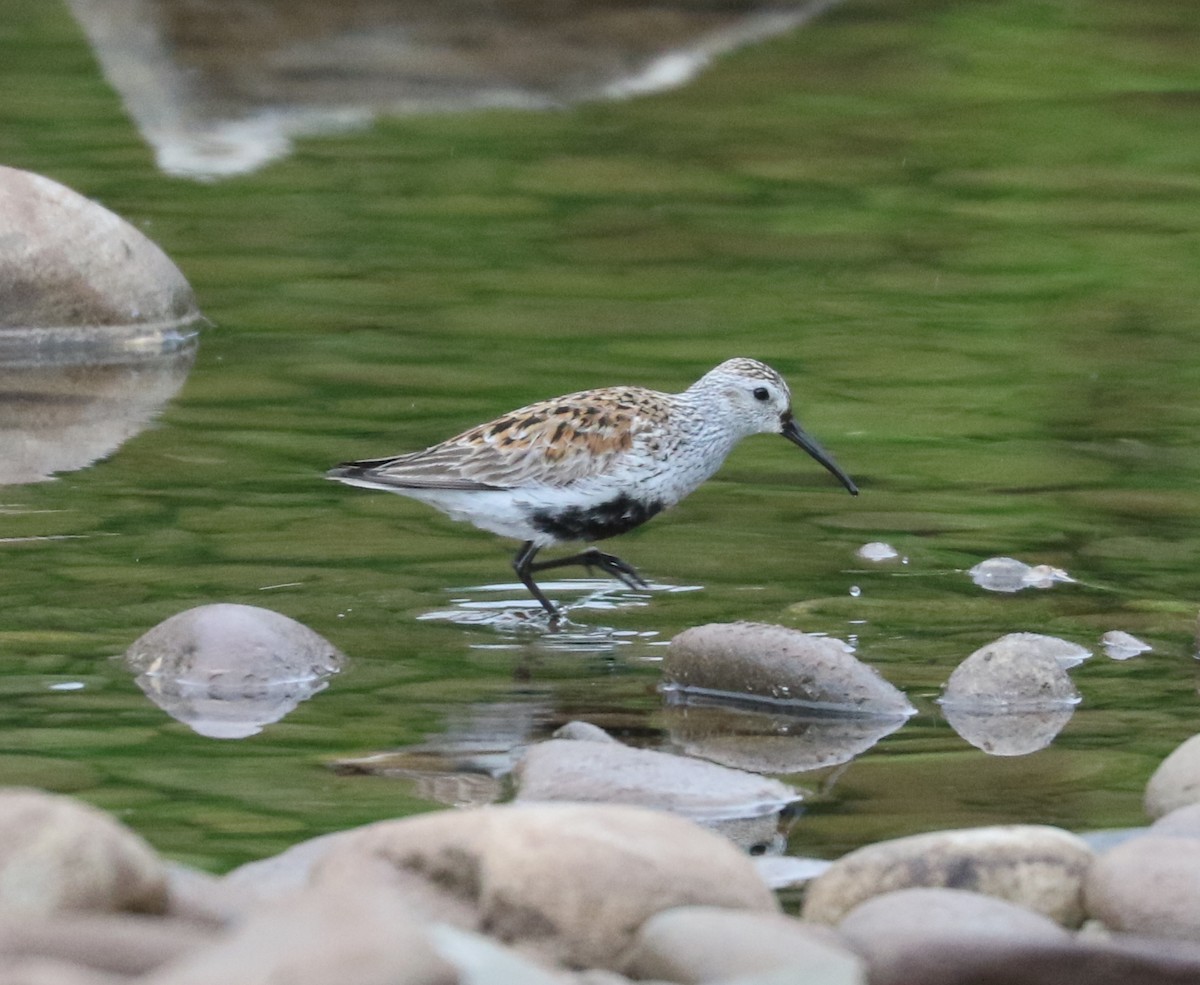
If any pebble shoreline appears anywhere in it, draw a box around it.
[2,725,1200,985]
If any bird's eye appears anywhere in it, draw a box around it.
[753,387,770,402]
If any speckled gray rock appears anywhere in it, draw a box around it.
[939,634,1081,710]
[802,825,1093,927]
[0,165,198,331]
[0,788,167,916]
[625,906,864,984]
[1145,733,1200,819]
[124,604,346,739]
[664,622,913,716]
[838,887,1070,971]
[1085,835,1200,940]
[310,803,779,971]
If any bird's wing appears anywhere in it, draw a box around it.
[329,389,651,491]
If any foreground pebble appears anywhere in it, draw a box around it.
[802,824,1093,926]
[1085,834,1200,940]
[1144,732,1200,819]
[0,788,167,917]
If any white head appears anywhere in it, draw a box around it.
[694,358,858,495]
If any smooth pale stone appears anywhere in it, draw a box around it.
[625,906,864,984]
[144,883,455,985]
[0,788,167,916]
[854,935,1200,985]
[0,912,216,976]
[124,604,345,738]
[1085,836,1200,940]
[802,825,1093,927]
[1148,803,1200,840]
[1145,733,1200,819]
[0,165,198,331]
[838,887,1070,971]
[939,634,1082,710]
[514,737,800,821]
[553,720,619,743]
[310,803,779,971]
[664,622,913,717]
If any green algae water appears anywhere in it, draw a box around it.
[2,0,1200,870]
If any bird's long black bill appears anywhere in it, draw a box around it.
[781,416,859,495]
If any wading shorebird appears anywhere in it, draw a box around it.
[328,358,858,617]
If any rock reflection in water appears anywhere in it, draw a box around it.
[124,604,346,739]
[0,330,196,485]
[940,704,1075,757]
[66,0,843,179]
[663,697,909,775]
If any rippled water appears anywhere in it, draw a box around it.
[2,0,1200,871]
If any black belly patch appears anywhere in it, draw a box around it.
[530,494,664,542]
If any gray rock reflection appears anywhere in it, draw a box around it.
[0,331,196,485]
[66,0,843,180]
[663,698,909,774]
[124,604,346,739]
[940,704,1075,757]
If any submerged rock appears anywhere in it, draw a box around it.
[968,557,1074,593]
[664,622,913,717]
[1101,630,1151,661]
[514,731,799,851]
[124,604,346,739]
[802,825,1093,927]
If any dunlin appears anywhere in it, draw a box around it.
[328,358,858,616]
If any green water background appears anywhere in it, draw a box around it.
[2,0,1199,870]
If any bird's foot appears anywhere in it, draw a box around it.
[574,548,649,591]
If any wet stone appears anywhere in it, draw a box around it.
[663,622,914,717]
[939,633,1083,711]
[0,165,199,331]
[1148,802,1200,840]
[123,604,346,739]
[802,825,1094,927]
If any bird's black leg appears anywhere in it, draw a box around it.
[512,541,561,617]
[528,547,649,591]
